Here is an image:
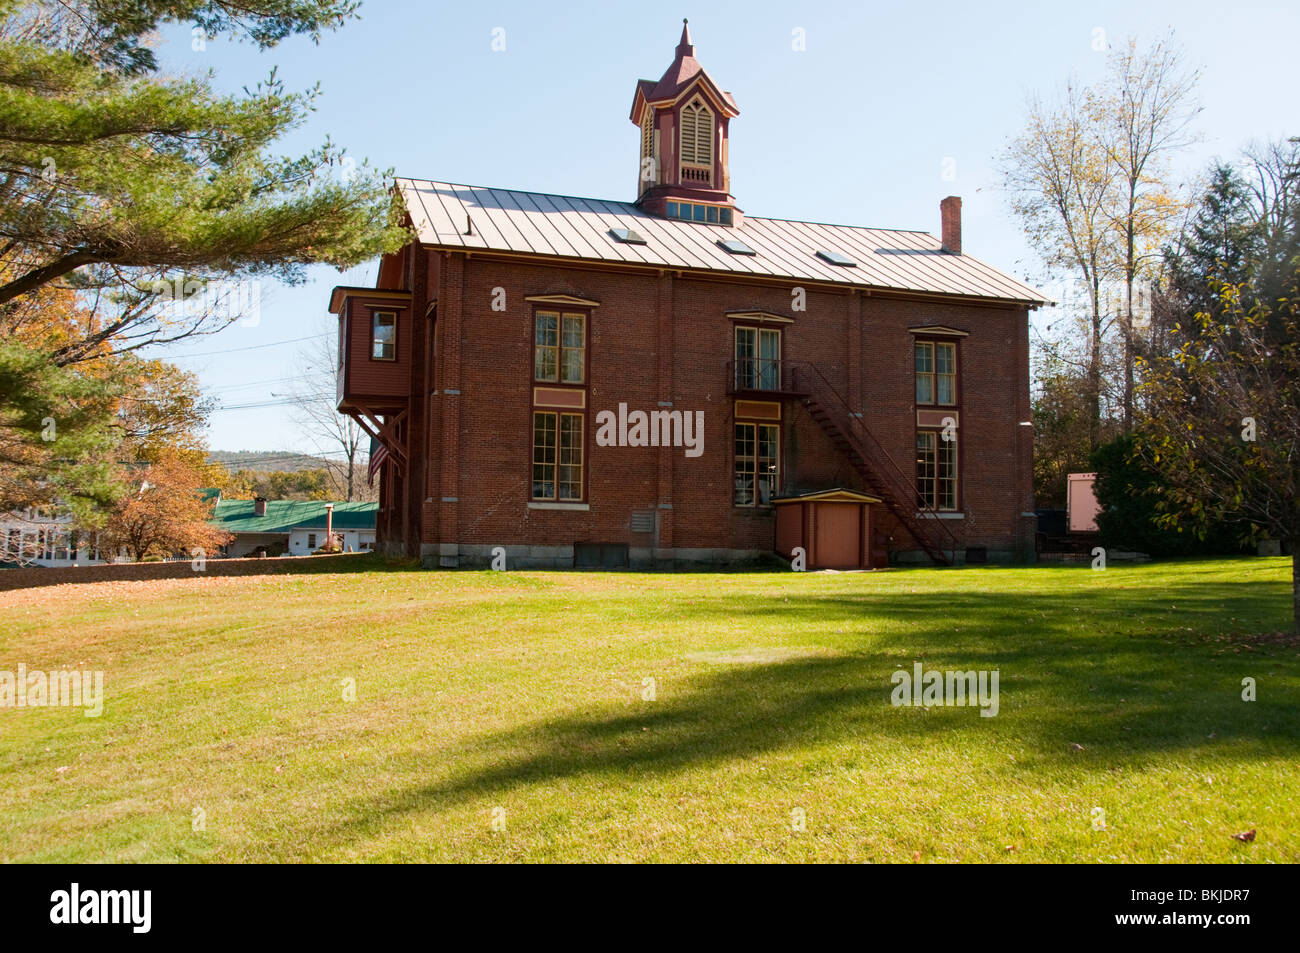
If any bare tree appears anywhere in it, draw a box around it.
[1243,137,1300,300]
[1002,82,1123,450]
[287,322,373,502]
[1097,35,1201,429]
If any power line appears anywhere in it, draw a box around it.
[212,393,331,411]
[165,333,331,360]
[207,373,318,394]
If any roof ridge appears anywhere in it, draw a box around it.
[397,177,936,235]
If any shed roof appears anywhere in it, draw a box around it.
[211,500,377,535]
[397,179,1047,306]
[772,488,883,505]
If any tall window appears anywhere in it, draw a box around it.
[915,341,956,405]
[735,326,780,390]
[734,422,779,506]
[679,98,714,166]
[372,311,396,361]
[533,411,584,501]
[534,311,586,384]
[916,431,958,511]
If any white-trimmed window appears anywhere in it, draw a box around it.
[734,422,779,506]
[735,326,780,391]
[916,431,958,511]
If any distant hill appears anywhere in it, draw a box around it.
[208,450,332,473]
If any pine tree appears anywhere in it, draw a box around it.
[0,0,408,359]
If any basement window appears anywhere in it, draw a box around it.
[717,238,756,256]
[816,249,857,266]
[609,227,647,245]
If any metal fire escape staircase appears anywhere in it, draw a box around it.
[800,366,958,565]
[736,361,959,566]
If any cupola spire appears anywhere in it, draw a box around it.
[677,18,693,56]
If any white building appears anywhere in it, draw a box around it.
[0,509,117,567]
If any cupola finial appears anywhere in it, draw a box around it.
[677,18,693,55]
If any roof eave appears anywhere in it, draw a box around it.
[416,241,1046,308]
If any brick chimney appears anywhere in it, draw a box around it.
[254,497,267,517]
[940,196,962,255]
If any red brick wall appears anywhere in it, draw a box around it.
[375,248,1032,563]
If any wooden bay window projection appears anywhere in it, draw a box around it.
[734,325,780,391]
[533,411,584,502]
[371,311,396,361]
[734,421,779,506]
[534,311,586,384]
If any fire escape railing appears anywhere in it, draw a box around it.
[724,357,959,564]
[793,362,960,564]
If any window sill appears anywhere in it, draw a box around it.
[914,511,964,520]
[528,502,590,511]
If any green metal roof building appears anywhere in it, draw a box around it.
[210,499,377,557]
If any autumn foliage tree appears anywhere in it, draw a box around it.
[1137,275,1300,631]
[99,451,231,560]
[0,278,124,518]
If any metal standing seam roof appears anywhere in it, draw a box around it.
[210,500,377,534]
[397,178,1047,306]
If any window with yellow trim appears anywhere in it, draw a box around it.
[734,421,779,506]
[534,311,585,384]
[915,340,957,406]
[734,326,780,391]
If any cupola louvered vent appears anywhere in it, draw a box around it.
[679,99,713,166]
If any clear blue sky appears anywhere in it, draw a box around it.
[147,0,1298,454]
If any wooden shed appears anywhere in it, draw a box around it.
[773,488,882,570]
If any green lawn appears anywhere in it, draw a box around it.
[1,557,1297,863]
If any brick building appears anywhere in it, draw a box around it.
[330,22,1045,569]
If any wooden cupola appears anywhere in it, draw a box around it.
[630,20,742,226]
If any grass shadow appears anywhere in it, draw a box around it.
[333,576,1299,840]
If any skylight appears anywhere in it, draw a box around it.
[816,249,857,266]
[609,228,647,245]
[717,239,756,256]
